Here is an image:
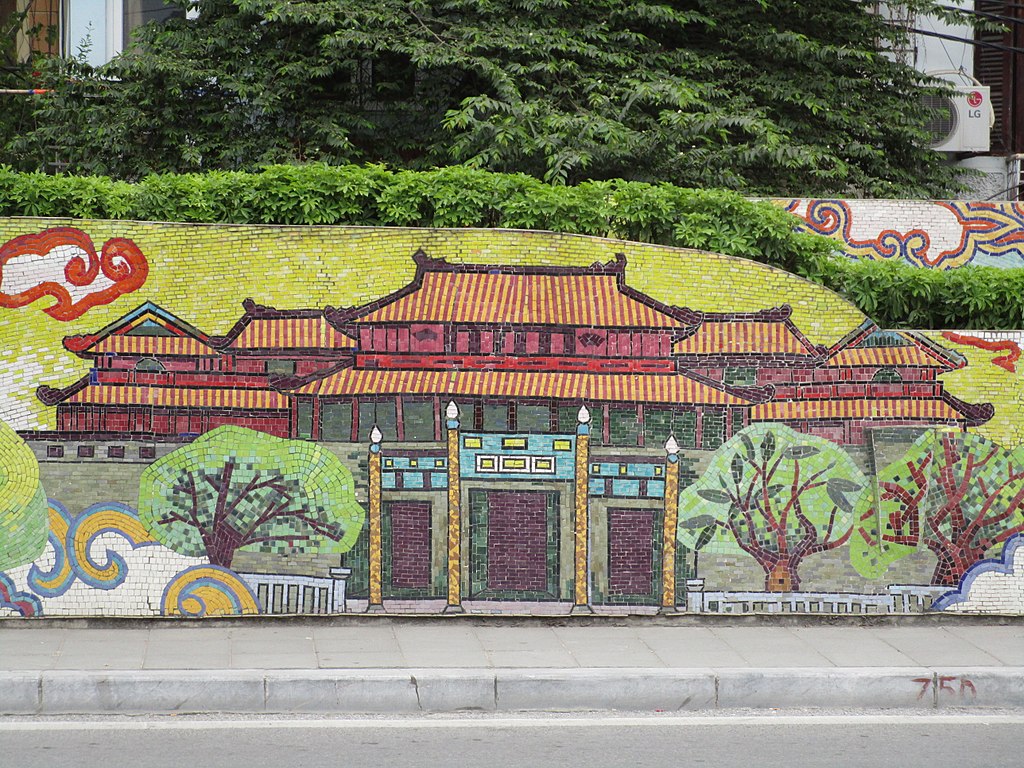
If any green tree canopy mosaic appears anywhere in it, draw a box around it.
[678,424,866,592]
[851,430,1024,586]
[138,426,365,568]
[0,419,47,571]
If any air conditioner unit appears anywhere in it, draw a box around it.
[922,86,991,153]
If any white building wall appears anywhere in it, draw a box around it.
[913,0,977,80]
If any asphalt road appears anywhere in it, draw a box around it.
[1,712,1021,768]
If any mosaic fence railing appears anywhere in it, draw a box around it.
[240,569,352,615]
[1,219,1023,617]
[683,580,948,615]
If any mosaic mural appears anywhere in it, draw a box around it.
[0,227,149,320]
[781,199,1024,269]
[2,218,1024,617]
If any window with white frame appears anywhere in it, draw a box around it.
[63,0,184,66]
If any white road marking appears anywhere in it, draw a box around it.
[1,714,1022,731]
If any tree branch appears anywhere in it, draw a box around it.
[962,471,1024,549]
[173,471,205,532]
[210,459,236,534]
[726,514,773,567]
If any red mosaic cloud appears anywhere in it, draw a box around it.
[0,227,148,321]
[942,331,1021,373]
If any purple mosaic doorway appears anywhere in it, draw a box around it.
[606,507,660,604]
[383,500,434,597]
[469,489,560,600]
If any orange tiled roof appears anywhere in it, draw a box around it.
[289,368,752,405]
[63,302,213,355]
[826,326,964,371]
[350,272,689,328]
[229,317,355,350]
[750,398,966,422]
[68,385,289,410]
[827,345,948,368]
[674,321,815,356]
[90,335,218,357]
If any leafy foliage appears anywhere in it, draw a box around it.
[2,162,1023,329]
[6,0,967,197]
[139,426,365,568]
[803,258,1024,330]
[678,424,865,591]
[0,163,834,268]
[850,431,1024,586]
[0,419,47,572]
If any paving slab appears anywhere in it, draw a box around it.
[400,646,491,667]
[472,626,565,651]
[710,627,834,667]
[231,630,316,652]
[475,626,580,666]
[394,625,490,667]
[552,627,664,667]
[0,628,66,657]
[635,626,749,667]
[791,627,919,667]
[312,625,401,654]
[870,627,1004,666]
[485,649,580,667]
[50,645,148,671]
[941,625,1024,665]
[317,651,409,668]
[232,653,319,669]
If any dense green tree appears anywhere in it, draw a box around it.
[9,0,968,196]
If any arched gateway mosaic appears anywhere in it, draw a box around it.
[1,220,1023,617]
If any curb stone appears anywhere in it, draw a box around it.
[2,667,1022,715]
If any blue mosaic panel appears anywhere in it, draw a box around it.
[382,454,448,490]
[589,460,665,498]
[459,432,576,481]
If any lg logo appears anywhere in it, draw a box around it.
[966,90,984,117]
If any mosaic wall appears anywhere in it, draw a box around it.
[780,199,1024,269]
[2,218,1024,618]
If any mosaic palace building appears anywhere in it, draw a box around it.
[37,251,992,448]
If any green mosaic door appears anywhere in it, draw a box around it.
[468,489,560,600]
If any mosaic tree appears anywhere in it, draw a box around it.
[139,426,365,569]
[678,424,866,592]
[0,419,47,571]
[851,431,1024,586]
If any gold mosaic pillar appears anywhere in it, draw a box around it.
[443,401,464,613]
[660,434,681,613]
[572,405,593,614]
[367,425,384,612]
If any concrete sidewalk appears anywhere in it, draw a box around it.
[2,619,1022,714]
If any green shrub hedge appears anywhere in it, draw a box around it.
[0,163,1020,329]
